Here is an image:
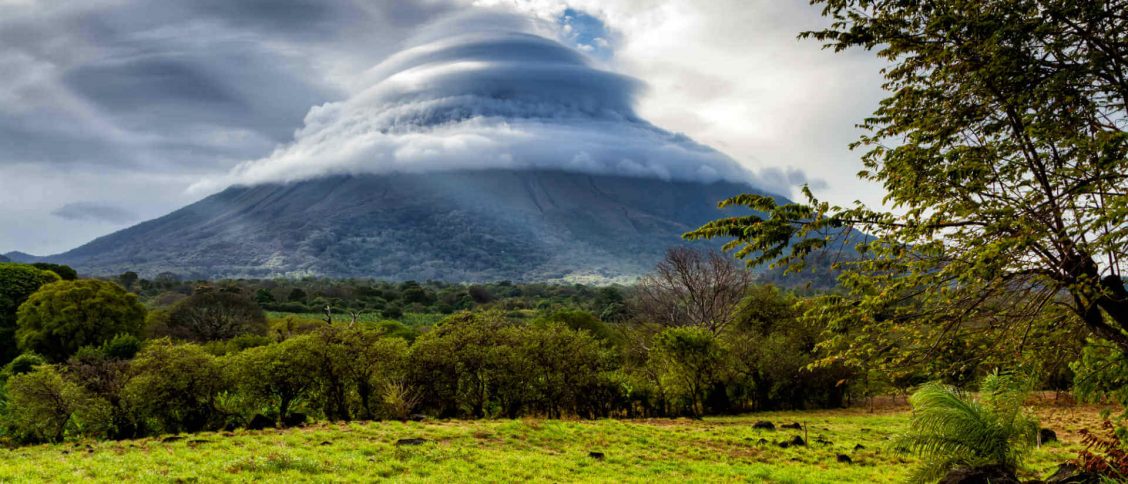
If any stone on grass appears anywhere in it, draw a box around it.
[939,465,1019,484]
[781,422,802,430]
[836,454,852,464]
[588,451,605,460]
[1039,428,1058,444]
[395,438,429,446]
[752,421,776,431]
[1044,463,1101,484]
[247,414,275,430]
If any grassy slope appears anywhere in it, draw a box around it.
[0,399,1102,483]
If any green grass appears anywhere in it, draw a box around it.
[0,404,1096,482]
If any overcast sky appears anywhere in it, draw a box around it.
[0,0,887,255]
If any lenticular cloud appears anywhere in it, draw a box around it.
[193,10,757,193]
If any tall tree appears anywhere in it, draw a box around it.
[688,1,1128,358]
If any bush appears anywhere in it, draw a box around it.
[161,287,268,342]
[16,279,145,362]
[3,365,111,443]
[100,334,143,360]
[895,372,1039,482]
[122,339,226,434]
[3,353,45,378]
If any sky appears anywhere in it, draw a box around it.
[0,0,887,255]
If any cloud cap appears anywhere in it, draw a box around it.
[194,10,760,193]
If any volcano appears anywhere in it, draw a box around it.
[23,170,768,282]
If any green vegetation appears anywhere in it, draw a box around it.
[0,404,1098,483]
[15,279,145,362]
[896,373,1039,482]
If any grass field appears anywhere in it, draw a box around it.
[0,396,1104,483]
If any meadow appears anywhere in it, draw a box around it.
[0,397,1100,483]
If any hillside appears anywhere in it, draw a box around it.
[27,170,771,282]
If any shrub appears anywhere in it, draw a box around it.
[3,365,111,443]
[895,372,1039,482]
[3,353,46,378]
[16,279,145,362]
[100,334,143,360]
[122,339,226,434]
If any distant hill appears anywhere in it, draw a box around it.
[0,254,9,263]
[32,170,780,282]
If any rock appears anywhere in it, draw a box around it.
[781,422,802,430]
[320,441,332,446]
[395,438,428,446]
[777,441,790,449]
[757,438,769,445]
[282,412,307,428]
[410,414,427,422]
[161,436,182,443]
[1039,428,1058,444]
[752,421,776,431]
[853,444,866,451]
[836,454,852,464]
[247,414,275,431]
[1044,463,1101,484]
[814,435,832,445]
[223,422,238,432]
[588,451,605,460]
[789,436,806,447]
[939,465,1020,484]
[188,439,209,445]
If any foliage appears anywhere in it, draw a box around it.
[2,353,45,379]
[686,1,1128,407]
[3,365,111,443]
[122,339,225,434]
[649,327,727,416]
[161,286,268,342]
[15,279,145,362]
[1071,339,1128,419]
[30,263,77,281]
[0,263,60,364]
[225,335,319,424]
[895,372,1039,482]
[726,286,851,410]
[1076,420,1128,481]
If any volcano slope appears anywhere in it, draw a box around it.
[41,170,769,282]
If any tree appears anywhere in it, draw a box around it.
[3,365,112,443]
[122,339,225,433]
[225,336,318,424]
[0,263,59,363]
[16,279,145,362]
[633,248,753,335]
[162,286,267,342]
[30,263,77,281]
[117,271,139,291]
[687,1,1128,363]
[648,326,727,416]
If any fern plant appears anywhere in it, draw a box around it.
[895,371,1040,482]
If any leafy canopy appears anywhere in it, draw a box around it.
[687,0,1128,366]
[15,279,145,362]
